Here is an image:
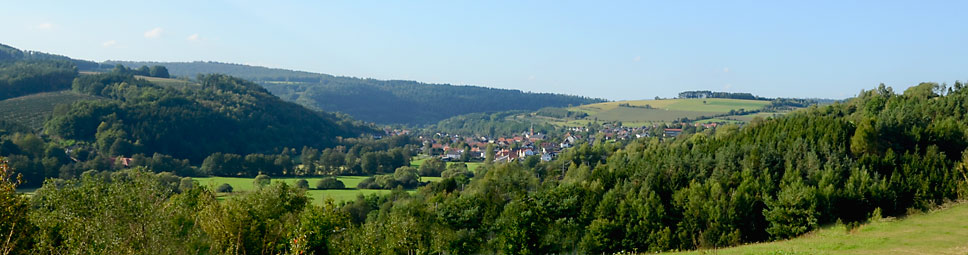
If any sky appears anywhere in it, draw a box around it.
[2,1,967,100]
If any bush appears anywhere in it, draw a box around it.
[418,157,446,177]
[316,177,345,190]
[216,183,233,193]
[254,174,271,187]
[295,179,310,189]
[179,177,195,192]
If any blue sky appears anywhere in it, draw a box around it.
[2,1,966,100]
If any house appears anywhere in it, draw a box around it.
[540,153,553,161]
[110,157,134,167]
[664,128,683,137]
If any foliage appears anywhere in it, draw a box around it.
[216,183,233,193]
[46,72,368,162]
[315,177,345,190]
[198,182,308,255]
[105,61,605,124]
[294,179,309,189]
[254,174,271,188]
[0,157,33,254]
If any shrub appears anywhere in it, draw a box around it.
[295,179,310,189]
[216,183,233,193]
[254,174,271,187]
[316,177,345,190]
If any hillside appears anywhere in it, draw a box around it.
[46,72,371,162]
[0,91,105,130]
[670,202,968,254]
[105,61,606,124]
[490,98,785,129]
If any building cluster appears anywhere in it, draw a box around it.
[410,122,720,163]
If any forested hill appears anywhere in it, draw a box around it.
[105,61,606,124]
[0,43,372,164]
[44,72,370,162]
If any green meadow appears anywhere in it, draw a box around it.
[193,174,445,204]
[667,202,968,255]
[533,98,778,127]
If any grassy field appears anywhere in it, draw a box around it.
[668,202,968,254]
[193,175,445,204]
[194,176,391,203]
[0,91,105,130]
[410,155,484,172]
[534,98,777,127]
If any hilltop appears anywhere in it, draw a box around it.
[105,61,605,124]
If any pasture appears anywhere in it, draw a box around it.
[668,202,968,254]
[193,175,442,203]
[0,91,105,130]
[534,98,779,127]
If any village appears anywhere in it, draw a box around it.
[383,121,720,164]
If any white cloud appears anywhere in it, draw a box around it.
[102,40,117,47]
[144,27,163,38]
[186,33,200,41]
[35,22,54,30]
[723,67,730,73]
[633,56,641,62]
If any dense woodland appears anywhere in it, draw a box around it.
[431,111,556,137]
[106,61,605,124]
[3,80,968,254]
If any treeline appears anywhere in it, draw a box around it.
[534,107,588,119]
[45,71,367,163]
[108,64,170,78]
[678,90,768,100]
[432,111,555,137]
[106,61,606,124]
[202,135,420,177]
[0,55,78,100]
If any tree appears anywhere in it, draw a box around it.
[254,174,271,188]
[0,156,33,254]
[148,65,169,78]
[216,183,234,193]
[485,144,496,165]
[316,177,345,190]
[418,157,446,177]
[295,179,310,189]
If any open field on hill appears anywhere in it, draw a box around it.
[667,202,968,255]
[532,98,779,127]
[193,175,442,203]
[0,91,104,130]
[134,75,197,88]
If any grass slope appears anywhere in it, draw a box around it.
[538,98,775,127]
[0,91,104,130]
[669,203,968,254]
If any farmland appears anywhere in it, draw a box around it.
[668,202,968,255]
[528,98,777,127]
[0,90,105,130]
[193,175,445,203]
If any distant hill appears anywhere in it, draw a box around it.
[45,72,371,162]
[105,61,606,125]
[0,43,373,163]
